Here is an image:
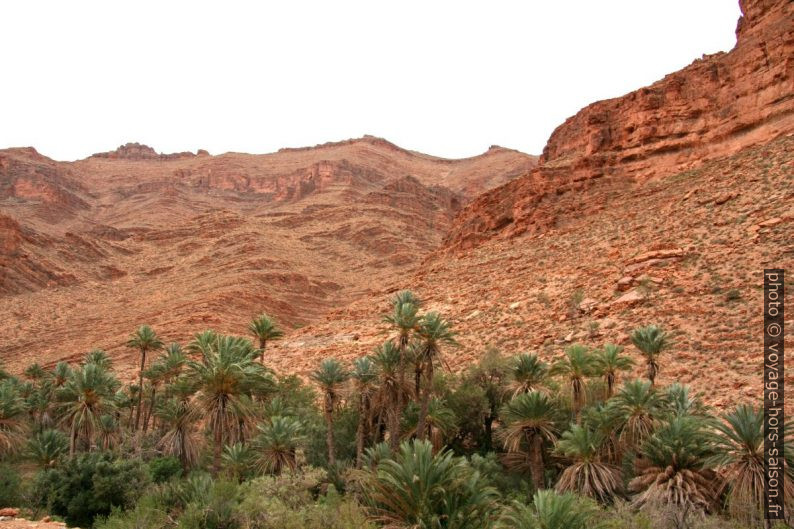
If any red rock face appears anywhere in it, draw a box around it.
[444,0,793,251]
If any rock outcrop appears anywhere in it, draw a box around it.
[444,0,793,250]
[91,142,199,161]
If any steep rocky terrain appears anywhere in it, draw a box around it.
[0,137,535,371]
[264,0,793,407]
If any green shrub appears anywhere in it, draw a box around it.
[0,463,21,508]
[32,452,150,528]
[149,456,183,483]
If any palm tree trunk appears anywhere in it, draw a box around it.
[355,395,366,468]
[416,360,433,441]
[606,372,615,398]
[69,422,77,458]
[325,393,336,466]
[135,348,147,430]
[528,432,545,492]
[213,402,225,476]
[484,414,494,451]
[143,386,156,433]
[260,339,266,364]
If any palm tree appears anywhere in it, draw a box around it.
[550,344,596,419]
[415,312,456,442]
[127,325,164,430]
[663,382,711,419]
[592,344,634,398]
[371,341,408,450]
[404,397,457,452]
[629,415,719,524]
[508,353,550,396]
[362,440,498,529]
[0,379,27,456]
[160,343,187,382]
[498,490,603,529]
[253,415,303,475]
[466,348,509,451]
[382,291,421,438]
[607,379,665,451]
[24,362,48,382]
[500,391,561,491]
[311,358,350,466]
[96,413,120,451]
[57,363,117,456]
[28,428,68,469]
[154,395,201,472]
[630,325,670,386]
[142,362,166,433]
[222,442,252,482]
[351,356,377,467]
[248,314,284,364]
[83,349,112,370]
[708,404,794,525]
[52,362,72,388]
[187,334,275,474]
[554,424,622,503]
[186,330,218,359]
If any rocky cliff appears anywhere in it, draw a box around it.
[444,0,793,250]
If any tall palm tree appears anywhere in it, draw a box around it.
[383,291,421,437]
[187,334,274,474]
[709,404,794,525]
[415,312,456,441]
[508,353,550,397]
[592,344,634,398]
[362,440,498,529]
[554,424,622,503]
[371,341,408,450]
[311,358,350,466]
[248,314,284,364]
[0,379,27,457]
[499,490,603,529]
[466,348,509,451]
[404,397,457,452]
[160,343,187,383]
[57,363,117,456]
[126,325,164,430]
[96,413,120,451]
[500,391,560,491]
[629,415,720,523]
[607,379,665,452]
[550,344,596,419]
[351,356,378,467]
[142,362,166,433]
[630,325,670,386]
[186,330,217,360]
[253,415,303,475]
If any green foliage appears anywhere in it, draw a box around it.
[149,456,184,483]
[499,489,604,529]
[33,452,150,528]
[0,463,22,508]
[28,429,69,469]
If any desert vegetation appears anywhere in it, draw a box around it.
[0,293,790,529]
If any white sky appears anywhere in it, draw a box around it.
[0,1,742,161]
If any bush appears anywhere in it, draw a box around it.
[0,463,21,508]
[33,452,150,528]
[149,456,183,483]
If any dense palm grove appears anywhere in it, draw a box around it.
[0,291,790,529]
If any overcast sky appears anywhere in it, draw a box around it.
[0,1,741,161]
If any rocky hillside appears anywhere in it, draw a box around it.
[0,137,535,372]
[444,0,792,251]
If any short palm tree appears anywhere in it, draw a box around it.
[24,362,48,382]
[222,442,252,482]
[127,324,164,430]
[351,356,378,467]
[253,415,303,475]
[607,379,665,451]
[415,312,456,442]
[311,358,350,466]
[0,379,27,456]
[664,382,711,419]
[52,362,72,388]
[554,424,622,503]
[187,334,275,473]
[629,415,720,522]
[155,396,201,471]
[509,353,550,397]
[362,440,498,529]
[248,313,284,364]
[28,429,68,469]
[57,363,117,456]
[551,344,597,419]
[708,404,794,525]
[83,349,112,370]
[404,397,457,452]
[96,413,120,451]
[499,490,604,529]
[630,325,670,386]
[500,391,561,491]
[592,344,634,398]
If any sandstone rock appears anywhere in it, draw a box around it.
[617,276,634,291]
[611,290,645,308]
[509,301,521,310]
[0,508,20,517]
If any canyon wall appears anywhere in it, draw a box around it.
[444,0,793,250]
